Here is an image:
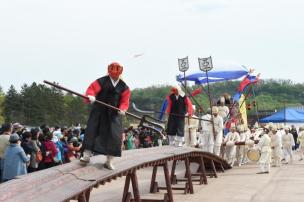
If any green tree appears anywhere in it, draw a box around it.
[3,85,24,123]
[63,93,89,126]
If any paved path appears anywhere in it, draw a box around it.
[90,155,304,202]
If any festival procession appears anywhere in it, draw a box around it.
[1,1,304,202]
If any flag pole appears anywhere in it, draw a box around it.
[178,56,192,143]
[199,56,216,141]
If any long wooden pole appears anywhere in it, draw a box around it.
[183,71,193,143]
[205,67,216,141]
[43,80,212,122]
[43,80,142,120]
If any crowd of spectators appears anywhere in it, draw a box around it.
[0,122,165,182]
[0,123,84,182]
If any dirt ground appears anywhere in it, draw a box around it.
[90,154,304,202]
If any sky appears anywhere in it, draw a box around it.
[0,0,303,93]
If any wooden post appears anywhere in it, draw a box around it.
[130,170,141,202]
[199,156,208,185]
[184,157,194,194]
[122,173,131,202]
[170,160,177,185]
[150,166,158,193]
[163,162,174,202]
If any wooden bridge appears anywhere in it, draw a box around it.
[0,146,231,202]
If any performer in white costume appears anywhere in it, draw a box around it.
[270,126,282,167]
[237,125,250,166]
[184,105,199,147]
[277,123,285,160]
[200,108,213,152]
[218,97,229,120]
[282,126,295,164]
[212,106,224,156]
[297,126,304,161]
[224,124,240,167]
[256,128,271,174]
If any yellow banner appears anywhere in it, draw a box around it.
[239,94,248,127]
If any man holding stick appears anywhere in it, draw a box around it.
[166,85,193,147]
[80,62,131,170]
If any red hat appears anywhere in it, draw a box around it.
[108,62,123,80]
[171,87,178,95]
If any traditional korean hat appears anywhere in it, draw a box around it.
[230,123,236,130]
[212,106,219,114]
[253,122,259,129]
[277,123,283,129]
[268,122,274,129]
[271,125,277,131]
[264,124,269,130]
[237,124,244,132]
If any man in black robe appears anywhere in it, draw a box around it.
[166,85,193,146]
[80,62,130,170]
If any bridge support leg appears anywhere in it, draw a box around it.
[122,170,141,202]
[163,161,174,202]
[170,160,177,185]
[148,163,174,201]
[220,163,225,173]
[177,156,208,187]
[198,156,208,185]
[210,160,218,178]
[150,165,158,193]
[78,188,92,202]
[122,173,131,202]
[131,170,141,202]
[184,157,194,194]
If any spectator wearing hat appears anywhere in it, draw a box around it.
[12,123,24,136]
[0,123,12,181]
[2,133,30,182]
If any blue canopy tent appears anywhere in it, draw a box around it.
[159,64,250,120]
[259,107,304,123]
[176,65,249,84]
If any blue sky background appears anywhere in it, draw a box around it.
[0,0,303,93]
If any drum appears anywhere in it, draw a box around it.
[247,148,261,162]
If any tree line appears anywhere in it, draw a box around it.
[0,79,303,126]
[0,83,89,126]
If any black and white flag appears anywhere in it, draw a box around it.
[178,57,189,72]
[198,56,213,72]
